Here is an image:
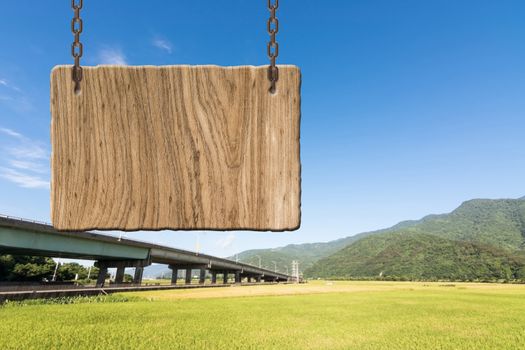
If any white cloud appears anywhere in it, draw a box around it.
[0,127,49,190]
[7,143,48,160]
[97,48,128,65]
[0,93,32,113]
[0,78,21,92]
[0,168,49,189]
[8,159,47,173]
[0,78,26,111]
[0,127,23,139]
[152,38,173,54]
[216,233,236,249]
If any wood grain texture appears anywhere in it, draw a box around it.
[51,65,301,231]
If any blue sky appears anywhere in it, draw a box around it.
[0,1,524,259]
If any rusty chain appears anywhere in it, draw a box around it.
[71,0,83,94]
[267,0,279,93]
[69,1,279,94]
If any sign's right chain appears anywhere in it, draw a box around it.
[71,0,83,94]
[267,0,279,93]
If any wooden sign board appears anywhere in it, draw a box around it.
[51,65,301,231]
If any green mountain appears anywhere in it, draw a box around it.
[304,232,525,280]
[397,198,525,250]
[305,197,525,280]
[234,197,525,280]
[232,219,421,272]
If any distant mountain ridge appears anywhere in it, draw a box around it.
[234,196,525,280]
[305,197,525,280]
[305,231,525,280]
[233,219,422,272]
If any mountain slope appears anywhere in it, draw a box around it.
[234,197,525,276]
[233,219,422,271]
[397,199,525,251]
[304,231,525,280]
[304,197,525,280]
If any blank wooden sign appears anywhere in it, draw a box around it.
[51,65,301,231]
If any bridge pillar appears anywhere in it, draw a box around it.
[199,269,206,284]
[256,276,262,283]
[185,268,192,284]
[235,271,241,284]
[133,267,144,285]
[211,271,217,284]
[169,266,178,285]
[95,259,151,286]
[115,266,125,284]
[247,276,252,283]
[96,266,108,287]
[168,265,179,285]
[223,271,229,284]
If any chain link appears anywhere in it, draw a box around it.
[71,0,83,94]
[267,0,279,93]
[68,1,278,94]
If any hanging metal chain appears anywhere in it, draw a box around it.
[267,0,279,93]
[71,0,83,94]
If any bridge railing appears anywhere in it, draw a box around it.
[0,213,50,226]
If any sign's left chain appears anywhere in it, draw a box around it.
[71,0,83,94]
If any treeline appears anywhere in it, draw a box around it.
[309,276,525,283]
[304,231,525,282]
[0,255,100,282]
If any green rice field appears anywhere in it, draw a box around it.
[1,281,525,349]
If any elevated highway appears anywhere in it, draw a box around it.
[0,215,291,286]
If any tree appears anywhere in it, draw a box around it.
[0,255,55,282]
[56,262,86,281]
[0,255,15,279]
[0,255,97,282]
[124,274,134,283]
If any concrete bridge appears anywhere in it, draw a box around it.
[0,215,291,287]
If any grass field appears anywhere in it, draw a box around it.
[2,281,525,349]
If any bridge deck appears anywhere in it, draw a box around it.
[0,215,291,283]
